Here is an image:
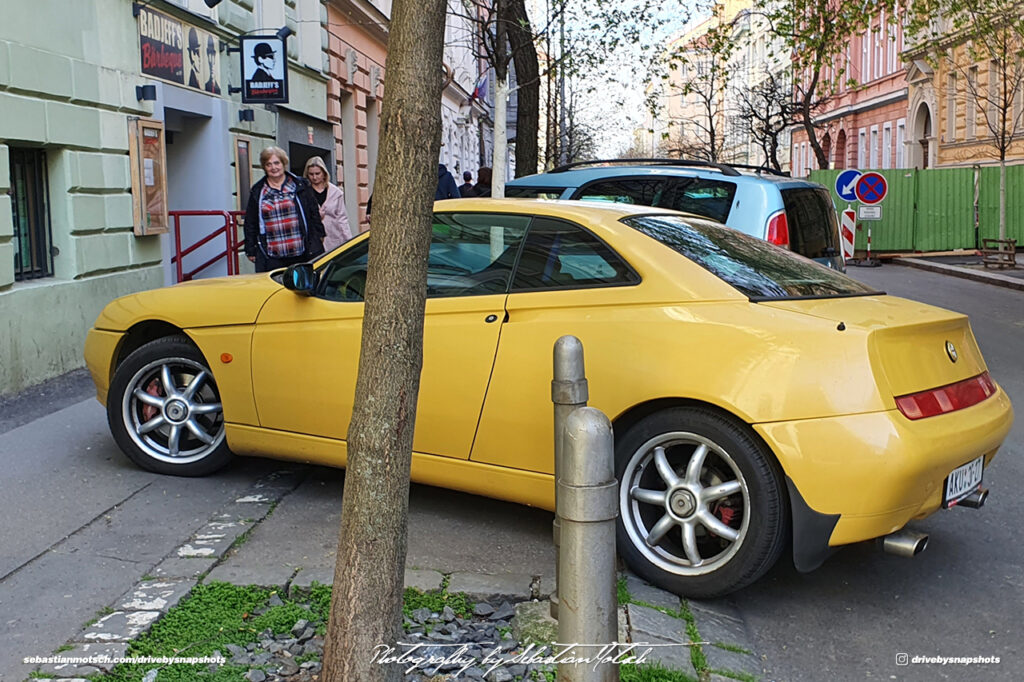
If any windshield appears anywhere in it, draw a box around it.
[623,214,880,300]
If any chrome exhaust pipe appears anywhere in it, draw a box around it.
[881,529,929,557]
[957,489,988,509]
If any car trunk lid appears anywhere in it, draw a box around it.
[760,294,988,398]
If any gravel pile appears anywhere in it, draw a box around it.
[214,599,554,682]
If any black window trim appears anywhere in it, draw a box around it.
[503,185,572,199]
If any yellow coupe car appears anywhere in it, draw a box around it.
[84,199,1013,597]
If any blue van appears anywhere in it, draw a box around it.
[506,159,845,271]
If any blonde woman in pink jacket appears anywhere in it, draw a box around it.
[303,156,352,252]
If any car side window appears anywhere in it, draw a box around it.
[317,240,369,301]
[658,178,737,223]
[574,178,664,206]
[511,217,639,292]
[427,213,530,297]
[316,214,530,302]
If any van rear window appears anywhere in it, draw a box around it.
[782,187,840,260]
[624,214,879,300]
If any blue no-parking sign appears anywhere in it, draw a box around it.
[835,169,861,202]
[855,172,888,205]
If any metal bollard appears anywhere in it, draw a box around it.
[557,407,619,682]
[551,335,588,620]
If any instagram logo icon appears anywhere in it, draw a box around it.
[896,653,910,666]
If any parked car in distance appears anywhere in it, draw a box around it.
[84,199,1012,598]
[506,158,845,270]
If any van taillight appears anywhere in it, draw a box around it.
[766,210,790,248]
[895,372,997,420]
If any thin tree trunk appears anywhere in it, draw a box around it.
[321,0,447,680]
[493,73,509,197]
[506,0,539,177]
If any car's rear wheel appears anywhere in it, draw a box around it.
[616,407,787,598]
[107,335,231,476]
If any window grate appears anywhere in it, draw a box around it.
[10,148,54,281]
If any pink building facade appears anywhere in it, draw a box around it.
[326,2,388,232]
[791,10,911,175]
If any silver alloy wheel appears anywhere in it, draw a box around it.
[121,357,225,465]
[620,431,750,576]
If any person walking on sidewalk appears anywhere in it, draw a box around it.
[303,156,351,252]
[436,163,461,199]
[458,170,474,196]
[244,146,325,272]
[470,166,492,198]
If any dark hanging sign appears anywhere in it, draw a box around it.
[240,35,288,103]
[137,6,222,96]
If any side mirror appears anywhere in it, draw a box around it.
[283,263,317,295]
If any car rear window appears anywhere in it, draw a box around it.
[623,214,879,300]
[574,177,736,223]
[505,186,566,199]
[783,187,840,260]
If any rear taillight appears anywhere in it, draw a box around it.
[766,210,790,249]
[895,372,997,420]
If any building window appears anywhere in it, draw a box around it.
[858,129,867,167]
[873,26,882,80]
[9,148,54,281]
[896,119,906,167]
[988,60,998,130]
[947,73,957,142]
[870,126,879,168]
[861,29,870,83]
[882,124,892,168]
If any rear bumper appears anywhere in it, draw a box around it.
[755,386,1013,547]
[83,328,123,406]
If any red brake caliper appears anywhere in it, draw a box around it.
[711,504,737,537]
[141,379,163,421]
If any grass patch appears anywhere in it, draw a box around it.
[402,586,474,620]
[710,669,759,682]
[617,575,631,604]
[100,582,310,682]
[621,662,699,682]
[677,600,709,675]
[712,642,752,655]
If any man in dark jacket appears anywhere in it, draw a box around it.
[458,170,474,196]
[436,163,461,199]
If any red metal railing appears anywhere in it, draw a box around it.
[169,210,246,282]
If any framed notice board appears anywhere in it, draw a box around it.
[128,117,170,235]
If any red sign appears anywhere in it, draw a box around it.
[855,172,888,205]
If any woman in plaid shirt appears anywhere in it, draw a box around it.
[244,146,326,273]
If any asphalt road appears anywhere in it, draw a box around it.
[735,264,1023,682]
[0,381,283,681]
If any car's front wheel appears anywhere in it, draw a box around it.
[616,407,788,598]
[107,335,231,476]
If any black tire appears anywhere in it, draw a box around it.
[615,406,788,598]
[107,335,232,476]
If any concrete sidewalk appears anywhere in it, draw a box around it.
[29,469,761,682]
[881,252,1024,291]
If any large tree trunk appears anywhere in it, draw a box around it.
[321,0,447,680]
[506,0,539,177]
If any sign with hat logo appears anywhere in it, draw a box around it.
[241,35,288,103]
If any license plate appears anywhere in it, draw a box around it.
[943,456,984,508]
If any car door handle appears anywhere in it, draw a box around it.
[485,314,499,323]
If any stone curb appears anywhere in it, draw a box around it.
[30,469,306,679]
[894,257,1024,291]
